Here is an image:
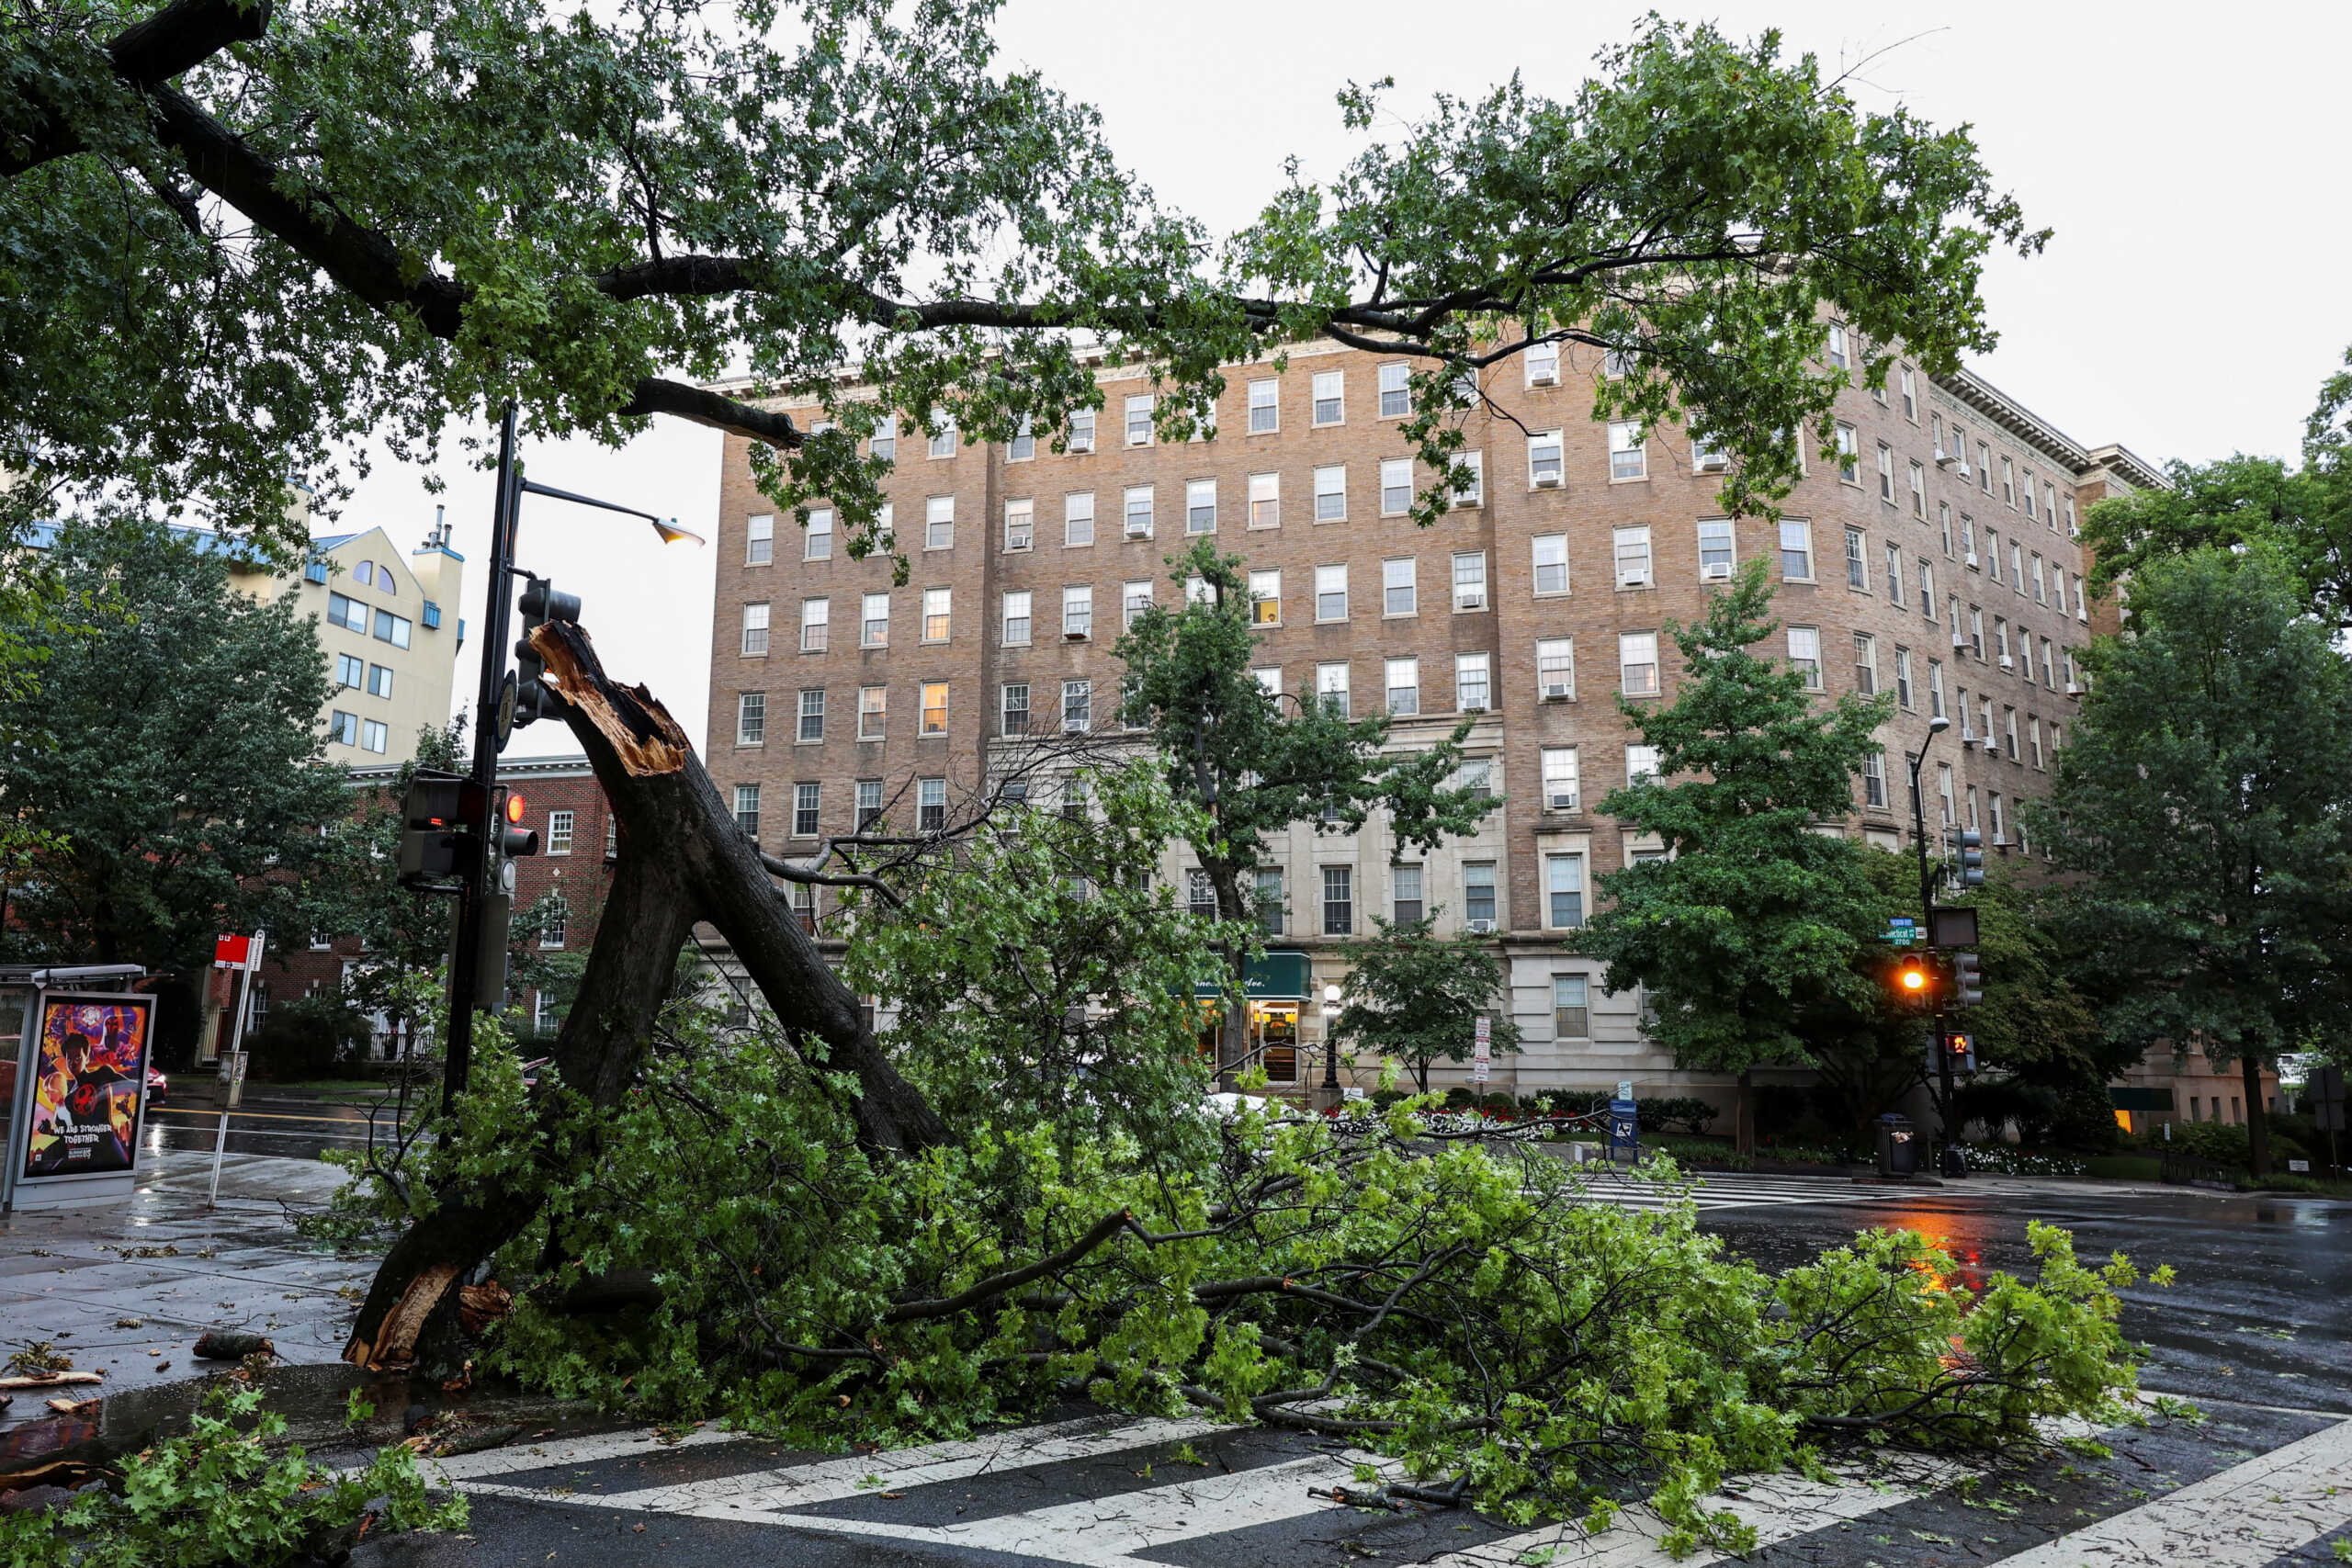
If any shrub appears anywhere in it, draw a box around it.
[0,1384,464,1566]
[2171,1120,2252,1166]
[245,996,368,1080]
[1636,1096,1719,1135]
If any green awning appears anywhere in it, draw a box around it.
[1194,951,1311,1000]
[2109,1086,2176,1112]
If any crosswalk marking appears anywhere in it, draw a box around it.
[1560,1172,1894,1212]
[1990,1416,2352,1568]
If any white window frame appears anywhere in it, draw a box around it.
[1062,584,1093,639]
[1451,551,1487,611]
[1532,535,1569,596]
[1613,525,1653,588]
[1248,471,1280,528]
[1311,370,1345,426]
[1528,429,1565,488]
[1377,362,1411,418]
[924,494,955,550]
[1385,657,1419,716]
[1247,378,1279,434]
[1315,564,1349,623]
[1618,631,1659,696]
[1382,557,1417,617]
[861,591,890,648]
[1536,638,1575,701]
[1788,626,1822,690]
[1454,651,1490,712]
[1608,421,1647,481]
[1541,747,1580,813]
[741,601,771,656]
[747,513,774,566]
[1065,491,1095,547]
[1001,590,1032,647]
[1379,458,1413,516]
[1313,465,1347,522]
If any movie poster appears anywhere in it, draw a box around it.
[20,996,152,1180]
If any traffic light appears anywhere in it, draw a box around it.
[1892,953,1935,1011]
[397,771,486,889]
[514,576,582,729]
[1956,829,1985,888]
[1939,1029,1979,1075]
[1950,950,1984,1008]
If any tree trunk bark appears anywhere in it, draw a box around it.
[1205,861,1250,1093]
[1734,1067,1756,1156]
[2241,1043,2272,1178]
[345,620,950,1370]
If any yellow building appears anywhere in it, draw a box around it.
[228,515,467,767]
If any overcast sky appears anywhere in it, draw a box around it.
[340,0,2352,759]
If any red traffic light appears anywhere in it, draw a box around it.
[505,791,526,824]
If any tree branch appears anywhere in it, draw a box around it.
[616,378,804,446]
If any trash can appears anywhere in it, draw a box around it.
[1874,1112,1918,1179]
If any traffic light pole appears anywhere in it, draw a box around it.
[1906,721,1963,1178]
[442,402,526,1114]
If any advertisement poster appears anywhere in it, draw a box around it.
[21,995,152,1180]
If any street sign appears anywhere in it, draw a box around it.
[1474,1015,1491,1046]
[1469,1056,1489,1083]
[1883,918,1919,946]
[212,933,255,969]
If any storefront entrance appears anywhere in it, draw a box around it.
[1195,951,1311,1088]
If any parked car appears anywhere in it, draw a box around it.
[145,1064,168,1106]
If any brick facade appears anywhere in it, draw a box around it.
[707,339,2150,1109]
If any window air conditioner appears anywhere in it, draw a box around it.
[1998,655,2014,671]
[1069,435,1092,454]
[1125,524,1151,540]
[1458,592,1486,610]
[1529,368,1558,388]
[1623,574,1650,589]
[1542,682,1572,700]
[1951,631,1967,649]
[1697,457,1729,473]
[1702,561,1732,581]
[1964,552,1979,568]
[1064,628,1089,641]
[1935,450,1956,468]
[1465,918,1497,934]
[2065,681,2082,696]
[1532,468,1563,488]
[1548,791,1578,812]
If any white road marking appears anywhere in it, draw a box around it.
[426,1420,758,1482]
[1556,1174,1893,1213]
[1991,1416,2352,1568]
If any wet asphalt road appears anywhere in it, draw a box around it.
[140,1088,423,1163]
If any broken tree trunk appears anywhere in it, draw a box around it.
[345,619,952,1371]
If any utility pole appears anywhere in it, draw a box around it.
[1906,716,1956,1175]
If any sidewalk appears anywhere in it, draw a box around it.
[0,1149,373,1436]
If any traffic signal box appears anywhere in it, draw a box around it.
[398,771,488,888]
[514,576,582,729]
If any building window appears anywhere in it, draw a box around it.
[1545,854,1586,929]
[861,592,892,648]
[747,513,775,565]
[1185,868,1218,921]
[741,603,772,656]
[1528,429,1565,486]
[1937,762,1955,825]
[1608,421,1646,481]
[1895,647,1914,710]
[858,685,886,739]
[1541,747,1580,812]
[1249,472,1280,528]
[2004,707,2018,761]
[1779,520,1814,581]
[1929,659,1946,718]
[1454,652,1490,712]
[1537,637,1575,700]
[1378,362,1410,418]
[1862,750,1886,808]
[1255,867,1285,936]
[1123,580,1153,630]
[1969,605,1984,660]
[361,662,393,699]
[1618,631,1658,696]
[797,686,825,741]
[1876,444,1895,502]
[1062,585,1092,638]
[2030,716,2044,770]
[1988,791,2007,845]
[1788,626,1822,689]
[927,420,956,458]
[785,597,820,653]
[1846,527,1868,589]
[918,777,947,833]
[1909,461,1928,520]
[922,588,951,643]
[1392,863,1424,924]
[855,779,883,831]
[1627,744,1661,784]
[326,592,368,633]
[539,897,568,949]
[1316,662,1351,717]
[370,617,411,654]
[1939,502,1954,558]
[1884,543,1905,605]
[1314,465,1347,521]
[1315,564,1349,622]
[1698,519,1735,580]
[790,781,820,838]
[921,682,948,736]
[1900,366,1917,421]
[1381,557,1417,616]
[360,718,389,753]
[336,652,364,688]
[1065,409,1095,453]
[924,495,954,551]
[1248,378,1280,433]
[1065,491,1095,547]
[1003,498,1033,552]
[1385,657,1419,716]
[1186,478,1217,534]
[999,682,1030,736]
[1532,535,1569,596]
[734,784,761,840]
[1835,424,1859,484]
[1614,525,1653,588]
[1853,632,1878,695]
[2000,456,2016,506]
[2022,469,2039,519]
[1826,321,1849,369]
[1450,450,1484,508]
[1253,667,1283,698]
[1524,340,1560,385]
[1321,865,1353,935]
[868,413,896,460]
[1062,678,1091,733]
[1464,863,1497,927]
[1919,558,1937,617]
[2041,638,2057,689]
[1996,616,2010,665]
[1123,485,1154,539]
[1312,371,1345,425]
[1368,458,1408,517]
[738,691,766,745]
[1451,551,1487,611]
[1249,570,1282,626]
[1001,590,1032,646]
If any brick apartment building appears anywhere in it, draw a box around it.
[211,753,617,1064]
[705,335,2166,1111]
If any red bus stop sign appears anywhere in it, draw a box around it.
[213,933,254,968]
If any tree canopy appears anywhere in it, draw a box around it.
[0,519,347,970]
[1331,914,1521,1095]
[4,1,2041,570]
[2029,547,2352,1173]
[2078,344,2352,626]
[1572,559,1892,1147]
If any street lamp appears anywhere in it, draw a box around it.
[1317,983,1344,1111]
[439,403,704,1111]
